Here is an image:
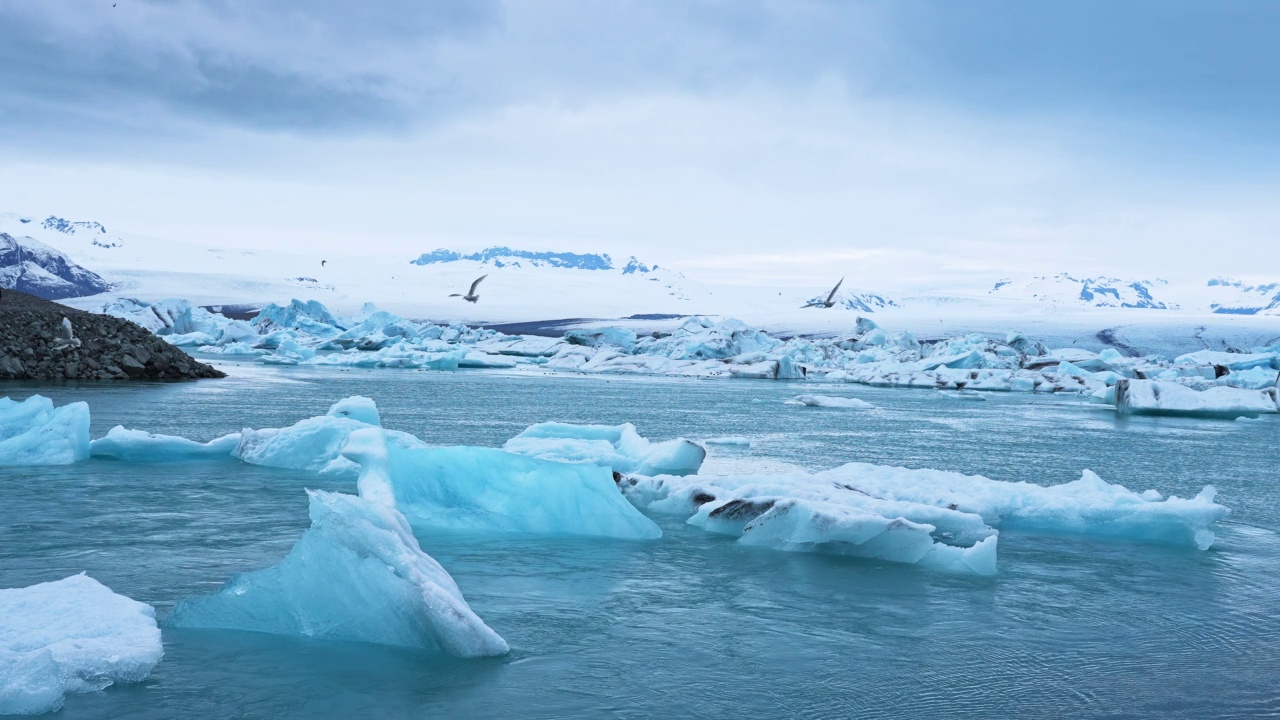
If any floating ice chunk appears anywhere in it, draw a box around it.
[90,427,240,462]
[939,390,988,401]
[816,463,1229,550]
[0,396,90,466]
[703,436,750,447]
[1173,350,1278,372]
[625,471,997,574]
[504,422,705,476]
[623,461,1227,573]
[327,395,381,426]
[784,395,875,409]
[0,574,162,716]
[169,490,508,657]
[234,396,421,476]
[457,352,518,369]
[1221,366,1280,390]
[1115,379,1277,418]
[344,428,662,539]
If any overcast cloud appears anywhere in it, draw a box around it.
[1,1,1276,288]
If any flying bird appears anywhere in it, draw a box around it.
[52,317,81,350]
[321,260,326,267]
[801,277,844,308]
[450,275,487,303]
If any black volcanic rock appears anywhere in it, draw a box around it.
[0,290,224,381]
[0,232,112,299]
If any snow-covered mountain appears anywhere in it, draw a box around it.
[0,232,113,299]
[5,210,1280,345]
[0,213,127,252]
[988,274,1176,310]
[1204,278,1280,315]
[411,247,660,274]
[800,287,898,312]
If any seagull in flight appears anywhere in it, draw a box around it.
[450,275,487,303]
[52,317,81,350]
[801,277,844,308]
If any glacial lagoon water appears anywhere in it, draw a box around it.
[3,364,1278,719]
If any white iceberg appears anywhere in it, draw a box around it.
[0,396,90,466]
[503,422,706,476]
[344,428,662,539]
[703,436,751,447]
[0,574,162,716]
[168,490,508,658]
[621,462,1227,573]
[1116,379,1277,418]
[90,427,241,462]
[784,394,875,409]
[234,396,422,476]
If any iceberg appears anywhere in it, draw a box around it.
[503,422,706,476]
[1115,379,1277,418]
[234,396,422,476]
[621,462,1227,573]
[344,428,662,539]
[0,395,90,466]
[90,427,241,462]
[785,394,875,409]
[169,490,508,658]
[703,436,751,447]
[0,574,162,716]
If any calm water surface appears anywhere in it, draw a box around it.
[2,364,1277,719]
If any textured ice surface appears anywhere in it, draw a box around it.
[0,395,90,466]
[91,427,241,462]
[623,462,1227,573]
[234,396,421,475]
[785,395,875,409]
[169,490,508,657]
[0,574,162,716]
[504,422,705,476]
[345,428,662,539]
[703,436,751,447]
[1116,379,1277,418]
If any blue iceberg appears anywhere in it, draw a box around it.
[0,395,90,466]
[168,490,508,658]
[344,428,662,539]
[504,422,705,476]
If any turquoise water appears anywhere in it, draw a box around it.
[3,365,1278,718]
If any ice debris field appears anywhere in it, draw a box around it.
[0,390,1237,713]
[101,297,1280,418]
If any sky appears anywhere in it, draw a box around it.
[0,0,1277,289]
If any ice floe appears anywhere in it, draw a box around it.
[784,394,875,409]
[168,489,508,657]
[90,427,241,462]
[620,462,1228,573]
[503,422,706,476]
[0,395,90,466]
[98,296,1280,413]
[233,396,423,475]
[0,574,162,716]
[1116,379,1278,418]
[344,428,662,539]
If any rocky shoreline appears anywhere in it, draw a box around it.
[0,290,224,380]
